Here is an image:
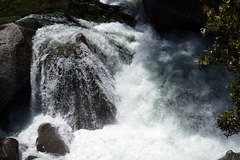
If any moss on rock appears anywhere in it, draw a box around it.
[0,0,135,27]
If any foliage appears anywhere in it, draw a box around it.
[196,0,240,137]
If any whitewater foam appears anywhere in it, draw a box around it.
[16,20,239,160]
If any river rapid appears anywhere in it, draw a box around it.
[5,0,240,159]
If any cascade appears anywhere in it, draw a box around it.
[13,1,240,160]
[30,25,117,130]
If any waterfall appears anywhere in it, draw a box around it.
[30,24,117,130]
[15,1,240,160]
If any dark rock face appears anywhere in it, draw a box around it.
[0,0,135,28]
[0,138,19,160]
[36,123,69,156]
[4,79,32,133]
[219,150,240,160]
[32,33,117,130]
[0,108,9,128]
[25,155,37,160]
[0,23,35,110]
[142,0,204,32]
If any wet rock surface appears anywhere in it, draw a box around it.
[25,155,37,160]
[0,138,19,160]
[219,150,240,160]
[36,123,69,155]
[0,23,35,128]
[0,0,135,28]
[33,33,117,130]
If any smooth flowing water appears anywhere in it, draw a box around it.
[14,1,240,160]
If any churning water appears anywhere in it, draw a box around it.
[15,1,240,160]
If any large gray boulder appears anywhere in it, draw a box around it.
[32,33,117,130]
[0,138,19,160]
[0,23,35,109]
[219,150,240,160]
[36,123,69,156]
[142,0,204,32]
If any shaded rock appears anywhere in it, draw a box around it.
[219,150,240,160]
[0,138,19,160]
[0,130,6,140]
[25,155,37,160]
[15,12,83,30]
[4,79,32,134]
[36,123,69,155]
[0,0,135,28]
[0,108,9,129]
[142,0,204,32]
[0,23,35,112]
[32,33,117,130]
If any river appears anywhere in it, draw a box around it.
[11,0,240,159]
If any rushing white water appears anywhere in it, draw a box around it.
[13,1,240,159]
[15,20,240,160]
[100,0,141,8]
[30,24,117,130]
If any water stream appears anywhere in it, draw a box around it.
[14,0,240,159]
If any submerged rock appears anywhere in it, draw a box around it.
[0,23,35,128]
[219,150,240,160]
[32,33,117,130]
[25,155,37,160]
[36,123,69,156]
[0,138,19,160]
[142,0,204,32]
